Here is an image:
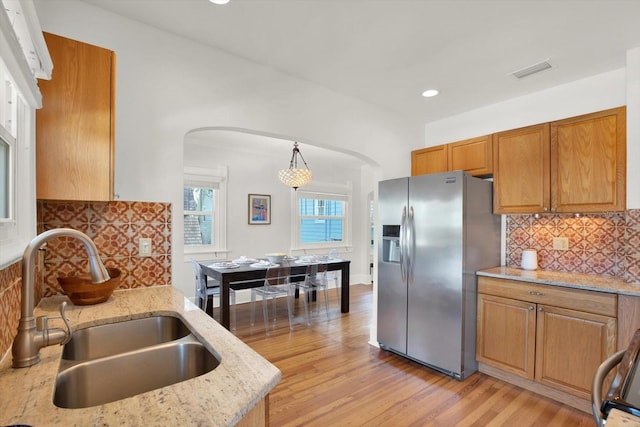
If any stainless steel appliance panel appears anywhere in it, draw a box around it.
[377,171,500,380]
[377,177,409,354]
[406,172,464,374]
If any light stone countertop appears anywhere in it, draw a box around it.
[477,266,640,296]
[0,285,281,426]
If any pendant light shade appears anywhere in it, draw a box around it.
[279,142,312,190]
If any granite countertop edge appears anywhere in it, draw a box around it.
[0,285,281,426]
[477,266,640,296]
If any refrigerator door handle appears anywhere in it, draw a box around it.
[407,206,414,284]
[399,206,407,282]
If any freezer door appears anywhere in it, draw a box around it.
[377,177,408,354]
[407,172,465,374]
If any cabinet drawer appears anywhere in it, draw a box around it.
[478,276,616,317]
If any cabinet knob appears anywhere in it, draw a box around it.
[528,290,545,297]
[538,307,543,312]
[551,207,556,212]
[543,207,548,212]
[528,305,534,311]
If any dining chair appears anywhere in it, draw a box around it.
[250,263,294,335]
[191,259,236,330]
[297,261,331,320]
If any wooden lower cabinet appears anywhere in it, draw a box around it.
[237,395,269,427]
[476,294,535,379]
[477,276,617,411]
[535,305,616,400]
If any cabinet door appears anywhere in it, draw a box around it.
[493,124,550,214]
[476,294,536,379]
[411,145,448,176]
[535,304,616,399]
[551,106,626,212]
[36,33,115,201]
[448,135,492,176]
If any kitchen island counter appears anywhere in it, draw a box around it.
[478,266,640,296]
[0,285,280,426]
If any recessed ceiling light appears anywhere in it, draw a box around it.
[422,89,439,98]
[209,0,230,4]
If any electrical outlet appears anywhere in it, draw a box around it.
[139,238,152,257]
[552,237,569,251]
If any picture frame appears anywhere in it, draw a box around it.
[248,194,271,225]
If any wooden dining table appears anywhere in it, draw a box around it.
[198,259,351,330]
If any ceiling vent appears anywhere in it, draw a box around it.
[510,60,552,79]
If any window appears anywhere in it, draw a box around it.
[0,1,50,266]
[0,130,13,219]
[183,185,214,246]
[295,189,349,248]
[0,61,17,221]
[183,167,227,254]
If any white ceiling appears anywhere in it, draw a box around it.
[80,0,640,123]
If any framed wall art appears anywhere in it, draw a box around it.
[248,194,271,225]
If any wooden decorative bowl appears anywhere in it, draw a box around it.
[57,268,122,305]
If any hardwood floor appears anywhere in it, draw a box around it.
[227,284,594,426]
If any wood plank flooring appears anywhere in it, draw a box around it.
[227,284,594,426]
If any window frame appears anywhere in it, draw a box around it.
[0,0,50,268]
[292,185,351,251]
[183,166,227,256]
[0,125,15,222]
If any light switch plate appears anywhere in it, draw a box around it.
[139,238,152,257]
[553,237,569,251]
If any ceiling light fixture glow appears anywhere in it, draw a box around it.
[422,89,439,98]
[279,142,312,190]
[209,0,230,4]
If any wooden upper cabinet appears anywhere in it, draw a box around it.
[411,135,492,177]
[493,106,626,214]
[448,135,493,176]
[493,124,550,214]
[551,106,626,213]
[36,32,115,201]
[411,145,447,176]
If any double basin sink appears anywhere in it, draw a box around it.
[53,315,220,409]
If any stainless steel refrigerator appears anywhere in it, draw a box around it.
[377,171,500,380]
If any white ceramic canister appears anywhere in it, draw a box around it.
[521,249,538,270]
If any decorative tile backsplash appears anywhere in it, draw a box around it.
[0,261,22,360]
[38,201,172,296]
[626,210,640,284]
[506,210,640,283]
[0,200,172,359]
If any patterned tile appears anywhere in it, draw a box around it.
[89,202,131,224]
[38,200,172,297]
[130,202,171,223]
[506,212,627,278]
[0,260,22,357]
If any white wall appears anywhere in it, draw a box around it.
[33,0,422,296]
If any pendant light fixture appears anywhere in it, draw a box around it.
[278,142,312,190]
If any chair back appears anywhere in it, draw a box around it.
[190,259,207,298]
[264,264,291,288]
[307,262,328,285]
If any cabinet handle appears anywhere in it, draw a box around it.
[543,207,548,212]
[528,290,545,296]
[551,207,556,212]
[538,307,543,312]
[528,305,534,311]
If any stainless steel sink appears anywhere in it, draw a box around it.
[53,316,220,409]
[62,315,191,361]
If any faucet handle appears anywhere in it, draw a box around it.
[35,301,72,345]
[57,301,72,345]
